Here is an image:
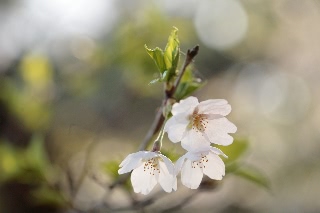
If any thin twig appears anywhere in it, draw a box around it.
[167,45,199,98]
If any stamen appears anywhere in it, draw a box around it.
[143,157,161,175]
[191,154,209,169]
[191,112,208,132]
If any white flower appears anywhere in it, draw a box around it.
[175,146,227,189]
[164,96,237,151]
[118,151,177,195]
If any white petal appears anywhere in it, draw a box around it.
[181,159,203,189]
[185,151,204,161]
[205,117,237,146]
[158,159,176,193]
[210,147,228,158]
[159,154,175,176]
[202,153,225,180]
[118,152,145,174]
[198,99,231,116]
[164,115,189,143]
[172,176,177,191]
[205,114,224,120]
[171,96,199,115]
[174,153,188,175]
[131,163,157,195]
[139,151,159,159]
[181,129,210,152]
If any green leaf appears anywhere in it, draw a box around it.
[174,81,204,100]
[174,66,204,100]
[145,27,180,83]
[216,139,249,164]
[233,165,270,190]
[164,27,180,81]
[144,45,166,74]
[164,27,179,68]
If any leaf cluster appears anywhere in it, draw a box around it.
[145,27,203,99]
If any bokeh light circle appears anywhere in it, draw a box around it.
[194,0,248,50]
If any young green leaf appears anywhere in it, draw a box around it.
[144,45,166,74]
[174,66,204,100]
[145,27,180,83]
[164,27,180,81]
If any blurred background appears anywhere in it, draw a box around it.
[1,0,320,212]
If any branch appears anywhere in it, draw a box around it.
[109,45,199,190]
[167,45,199,98]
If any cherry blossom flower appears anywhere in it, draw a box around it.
[164,96,237,151]
[175,146,227,189]
[118,151,177,195]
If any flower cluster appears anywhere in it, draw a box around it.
[118,96,237,195]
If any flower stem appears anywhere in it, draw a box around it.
[151,123,166,152]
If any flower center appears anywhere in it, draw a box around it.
[191,154,209,169]
[143,157,160,175]
[191,112,208,133]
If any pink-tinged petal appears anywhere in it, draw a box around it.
[181,130,210,152]
[181,159,203,189]
[158,160,176,192]
[202,153,225,180]
[210,147,228,158]
[198,99,231,116]
[164,115,189,143]
[171,96,199,115]
[131,163,157,195]
[205,117,237,146]
[119,152,145,174]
